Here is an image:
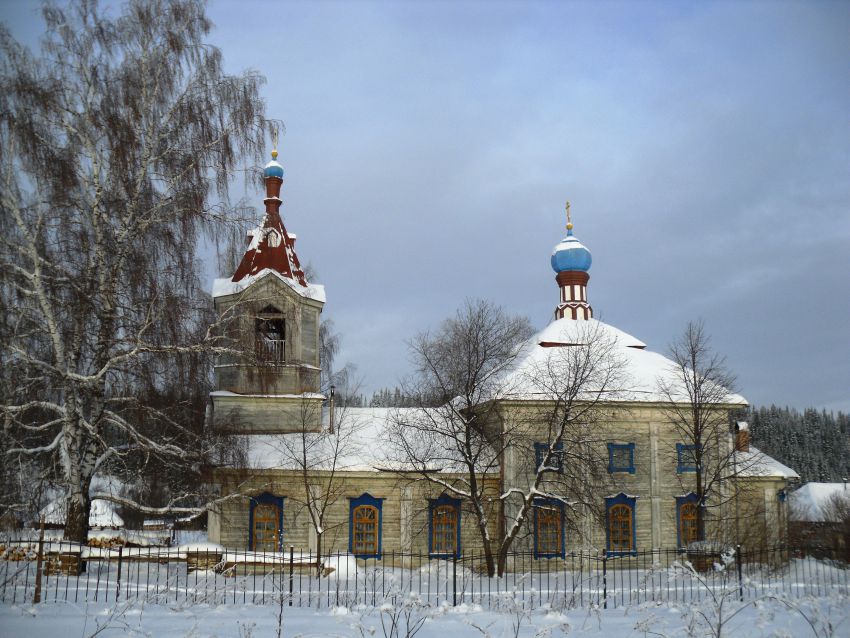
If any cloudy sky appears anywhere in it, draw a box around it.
[4,1,849,411]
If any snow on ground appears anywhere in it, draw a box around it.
[1,595,846,637]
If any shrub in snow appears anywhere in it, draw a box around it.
[376,591,432,638]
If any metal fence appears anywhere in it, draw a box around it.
[1,541,847,609]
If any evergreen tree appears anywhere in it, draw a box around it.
[749,405,850,484]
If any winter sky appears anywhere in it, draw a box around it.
[3,0,849,412]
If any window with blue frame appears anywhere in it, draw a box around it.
[249,492,284,551]
[429,494,461,558]
[607,443,635,473]
[675,493,699,548]
[349,493,383,558]
[605,493,636,555]
[676,444,700,473]
[533,498,565,558]
[534,441,564,473]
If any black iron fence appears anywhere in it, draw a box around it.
[1,541,847,609]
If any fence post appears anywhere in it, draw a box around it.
[452,552,457,607]
[33,521,45,604]
[288,545,294,606]
[602,554,608,610]
[735,544,743,602]
[116,546,123,602]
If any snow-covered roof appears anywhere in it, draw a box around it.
[536,317,646,349]
[234,407,489,474]
[212,268,326,303]
[789,482,850,522]
[40,498,124,529]
[236,407,403,472]
[732,446,799,480]
[210,390,325,400]
[495,318,747,405]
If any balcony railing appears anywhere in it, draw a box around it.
[255,338,285,364]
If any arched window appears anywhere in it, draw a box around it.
[349,493,383,558]
[256,305,285,364]
[679,503,698,546]
[676,493,700,548]
[609,506,632,551]
[605,493,637,555]
[429,495,461,558]
[352,506,378,554]
[533,498,565,558]
[249,493,283,552]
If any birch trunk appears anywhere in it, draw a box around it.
[0,0,269,536]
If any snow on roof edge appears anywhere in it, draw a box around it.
[734,446,799,480]
[212,268,326,303]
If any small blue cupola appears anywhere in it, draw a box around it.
[550,214,592,274]
[264,149,285,179]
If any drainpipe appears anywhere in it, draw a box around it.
[731,427,740,548]
[329,385,335,434]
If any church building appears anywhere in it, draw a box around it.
[206,148,798,561]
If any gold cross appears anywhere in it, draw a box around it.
[565,200,573,231]
[271,125,279,159]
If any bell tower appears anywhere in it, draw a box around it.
[209,146,326,433]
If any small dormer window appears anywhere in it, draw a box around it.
[256,305,285,364]
[266,229,281,248]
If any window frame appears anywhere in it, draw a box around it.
[607,442,636,474]
[534,441,564,474]
[605,493,637,556]
[248,492,284,552]
[676,443,700,473]
[533,497,566,559]
[428,494,461,558]
[675,492,700,549]
[349,492,383,559]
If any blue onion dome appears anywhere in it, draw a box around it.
[264,149,284,179]
[551,225,592,273]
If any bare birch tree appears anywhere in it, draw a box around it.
[267,399,363,573]
[819,491,850,528]
[0,0,269,541]
[263,320,361,573]
[387,299,623,575]
[658,319,740,543]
